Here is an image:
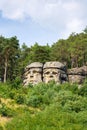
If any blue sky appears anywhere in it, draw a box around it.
[0,0,87,46]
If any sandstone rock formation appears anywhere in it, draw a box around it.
[23,62,43,86]
[43,62,68,84]
[68,66,87,84]
[23,62,87,86]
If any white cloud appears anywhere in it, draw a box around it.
[67,19,83,31]
[0,0,87,37]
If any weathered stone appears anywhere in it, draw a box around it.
[68,66,87,76]
[43,61,67,71]
[25,62,43,69]
[23,61,87,86]
[23,62,43,86]
[43,68,60,83]
[68,75,85,84]
[68,66,87,84]
[43,62,67,84]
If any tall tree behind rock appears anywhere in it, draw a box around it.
[50,31,87,68]
[29,43,51,63]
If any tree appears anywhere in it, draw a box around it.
[0,36,20,82]
[29,43,51,63]
[83,26,87,34]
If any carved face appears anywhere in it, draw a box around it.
[43,68,60,83]
[27,68,42,85]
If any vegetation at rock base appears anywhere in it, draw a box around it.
[0,81,87,130]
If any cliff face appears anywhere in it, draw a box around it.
[23,62,87,86]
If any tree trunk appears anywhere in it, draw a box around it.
[4,57,8,83]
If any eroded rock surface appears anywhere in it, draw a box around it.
[68,66,87,84]
[43,62,68,84]
[23,62,87,86]
[23,62,43,86]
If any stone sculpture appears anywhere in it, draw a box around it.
[23,62,43,86]
[43,62,68,84]
[23,62,87,86]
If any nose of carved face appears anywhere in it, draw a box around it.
[49,73,53,78]
[30,75,33,78]
[30,71,34,78]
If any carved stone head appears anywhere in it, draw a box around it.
[23,62,43,86]
[43,68,60,83]
[43,62,66,83]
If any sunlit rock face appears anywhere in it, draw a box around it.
[68,66,87,84]
[23,62,43,86]
[43,62,68,84]
[43,68,60,83]
[23,62,87,86]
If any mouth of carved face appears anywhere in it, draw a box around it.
[49,77,54,79]
[48,79,55,83]
[29,80,39,85]
[29,79,34,82]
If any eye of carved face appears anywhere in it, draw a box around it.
[44,71,58,75]
[44,71,50,75]
[33,70,39,74]
[28,68,41,75]
[43,68,58,76]
[52,71,58,75]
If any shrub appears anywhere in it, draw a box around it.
[8,91,16,99]
[78,85,87,97]
[0,103,15,117]
[15,94,26,104]
[9,77,22,89]
[26,95,42,107]
[0,83,10,98]
[0,126,3,130]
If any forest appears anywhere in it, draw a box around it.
[0,28,87,83]
[0,29,87,130]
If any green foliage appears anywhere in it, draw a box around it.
[6,103,87,130]
[78,84,87,97]
[28,43,51,63]
[0,30,87,84]
[15,94,26,104]
[8,91,16,99]
[9,77,22,89]
[26,82,58,107]
[0,82,86,130]
[0,36,20,82]
[0,126,3,130]
[0,103,15,117]
[0,83,10,98]
[50,32,87,68]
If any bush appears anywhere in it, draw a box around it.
[0,83,10,98]
[0,103,15,117]
[5,104,85,130]
[8,91,16,99]
[0,126,3,130]
[9,77,22,89]
[26,95,42,107]
[78,85,87,97]
[15,94,26,104]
